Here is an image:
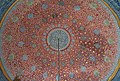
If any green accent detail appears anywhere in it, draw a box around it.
[17,68,24,76]
[51,51,54,54]
[81,36,87,40]
[31,66,36,72]
[80,66,86,72]
[61,62,66,67]
[77,53,82,58]
[22,54,28,61]
[12,16,19,22]
[70,59,74,65]
[52,13,58,18]
[74,5,80,11]
[0,2,5,7]
[41,18,48,23]
[108,38,114,45]
[36,51,42,56]
[63,14,69,18]
[72,19,77,23]
[27,0,34,6]
[94,42,101,49]
[79,26,85,31]
[32,43,37,48]
[81,44,86,49]
[51,62,56,67]
[58,1,64,6]
[104,56,110,63]
[32,35,37,39]
[94,70,100,77]
[34,25,41,29]
[8,53,15,61]
[89,3,98,9]
[103,20,110,26]
[43,59,47,63]
[5,35,12,42]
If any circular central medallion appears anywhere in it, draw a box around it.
[47,28,70,51]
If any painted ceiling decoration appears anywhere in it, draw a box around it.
[0,0,120,81]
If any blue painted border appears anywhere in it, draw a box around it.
[0,0,16,21]
[104,0,120,19]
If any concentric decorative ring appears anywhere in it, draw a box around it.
[47,28,70,51]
